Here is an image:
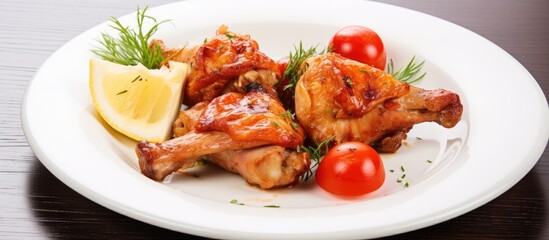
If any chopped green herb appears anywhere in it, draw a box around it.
[404,182,410,188]
[401,174,406,179]
[389,169,394,173]
[230,199,245,205]
[116,90,128,95]
[291,122,299,130]
[225,33,234,43]
[203,38,208,44]
[271,121,279,128]
[416,137,423,140]
[427,160,433,164]
[400,165,405,172]
[131,75,141,83]
[263,205,280,208]
[397,179,403,183]
[279,110,294,120]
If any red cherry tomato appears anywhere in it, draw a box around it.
[316,142,385,196]
[329,25,387,70]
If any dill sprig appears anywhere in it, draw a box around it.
[281,42,319,92]
[386,56,426,84]
[299,135,335,181]
[91,6,169,69]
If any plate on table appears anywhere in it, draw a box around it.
[21,0,549,239]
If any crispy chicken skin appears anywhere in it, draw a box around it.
[202,146,309,189]
[151,25,280,106]
[173,83,304,146]
[137,85,309,188]
[137,131,268,181]
[295,53,463,152]
[195,87,304,147]
[150,38,199,64]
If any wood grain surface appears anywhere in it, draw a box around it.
[1,0,548,239]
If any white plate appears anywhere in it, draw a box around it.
[22,0,549,239]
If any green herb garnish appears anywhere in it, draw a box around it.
[263,205,280,208]
[131,75,141,83]
[298,135,335,181]
[116,90,128,95]
[92,6,169,69]
[386,56,426,84]
[279,110,294,120]
[281,42,319,92]
[225,33,234,43]
[230,199,244,205]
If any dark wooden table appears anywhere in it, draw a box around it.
[2,0,548,239]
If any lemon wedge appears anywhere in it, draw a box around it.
[89,59,188,142]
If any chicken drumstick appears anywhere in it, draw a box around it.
[295,53,463,153]
[137,84,309,188]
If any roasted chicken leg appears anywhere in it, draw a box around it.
[202,146,309,189]
[137,84,309,188]
[151,25,280,106]
[295,53,463,152]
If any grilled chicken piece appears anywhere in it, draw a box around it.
[151,25,280,106]
[295,53,463,153]
[137,131,268,181]
[137,85,309,188]
[202,146,309,189]
[150,39,199,64]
